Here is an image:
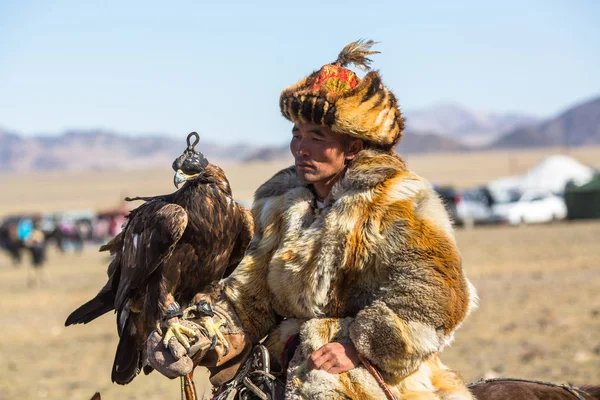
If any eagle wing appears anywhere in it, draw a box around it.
[113,200,188,311]
[222,204,254,278]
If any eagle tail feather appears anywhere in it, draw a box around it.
[111,317,141,385]
[98,243,111,252]
[65,290,114,326]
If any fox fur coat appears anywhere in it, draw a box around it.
[199,149,478,399]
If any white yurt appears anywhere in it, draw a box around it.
[487,155,595,200]
[518,155,594,193]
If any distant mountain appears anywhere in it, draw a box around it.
[2,96,595,172]
[0,129,24,171]
[404,104,539,146]
[239,132,466,162]
[0,128,488,172]
[0,129,255,173]
[397,132,467,154]
[242,144,291,162]
[491,96,600,148]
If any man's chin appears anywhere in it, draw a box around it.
[296,171,318,184]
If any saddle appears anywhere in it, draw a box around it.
[211,345,282,400]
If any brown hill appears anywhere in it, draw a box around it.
[6,93,597,172]
[405,103,539,144]
[0,128,469,171]
[0,129,256,173]
[239,132,467,162]
[397,132,467,154]
[491,96,600,148]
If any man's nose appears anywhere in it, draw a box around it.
[296,139,310,156]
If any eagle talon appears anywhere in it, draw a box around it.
[197,325,209,337]
[162,320,198,351]
[221,338,230,356]
[182,306,196,320]
[182,299,230,356]
[209,335,218,351]
[183,299,215,319]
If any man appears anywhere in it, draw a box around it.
[149,40,478,399]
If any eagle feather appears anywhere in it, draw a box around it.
[65,163,253,385]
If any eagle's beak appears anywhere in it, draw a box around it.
[174,169,187,188]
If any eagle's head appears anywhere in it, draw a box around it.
[172,132,209,188]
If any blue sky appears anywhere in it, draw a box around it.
[1,0,599,145]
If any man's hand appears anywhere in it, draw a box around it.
[146,320,213,379]
[307,342,360,374]
[147,329,194,378]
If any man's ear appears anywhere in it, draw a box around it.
[345,139,364,161]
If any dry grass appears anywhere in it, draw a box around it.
[446,221,600,384]
[0,161,291,216]
[0,247,213,400]
[1,222,598,400]
[0,148,599,399]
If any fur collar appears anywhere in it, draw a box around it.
[254,149,407,203]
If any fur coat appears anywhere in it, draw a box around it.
[204,149,478,399]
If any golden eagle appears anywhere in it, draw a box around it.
[65,132,253,384]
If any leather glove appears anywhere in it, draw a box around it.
[146,319,213,378]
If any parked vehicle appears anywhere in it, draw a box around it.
[455,187,494,227]
[491,191,567,225]
[433,186,494,227]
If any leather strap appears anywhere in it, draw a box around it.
[181,371,198,400]
[358,354,398,400]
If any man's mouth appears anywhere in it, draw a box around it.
[296,162,314,169]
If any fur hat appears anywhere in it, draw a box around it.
[280,40,404,149]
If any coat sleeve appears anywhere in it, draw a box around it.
[195,168,299,377]
[194,191,287,384]
[219,194,281,342]
[349,182,477,383]
[219,167,300,341]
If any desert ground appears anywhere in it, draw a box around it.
[0,147,599,400]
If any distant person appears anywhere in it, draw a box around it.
[47,215,66,253]
[108,215,126,237]
[92,217,110,243]
[23,215,47,287]
[16,217,34,244]
[72,220,89,253]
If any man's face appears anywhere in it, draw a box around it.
[290,122,355,185]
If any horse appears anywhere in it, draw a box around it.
[469,378,600,400]
[0,217,51,287]
[0,219,25,266]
